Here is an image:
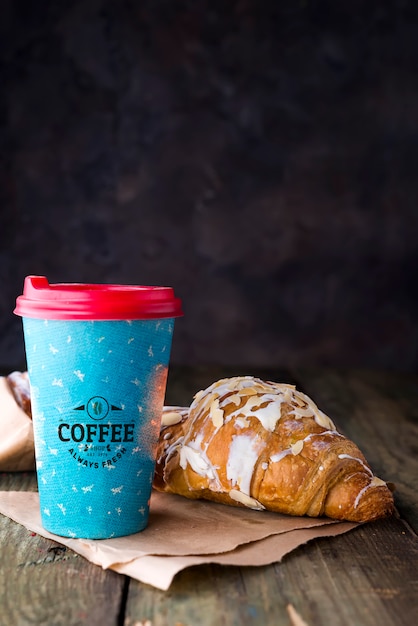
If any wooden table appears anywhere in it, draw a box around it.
[0,366,417,625]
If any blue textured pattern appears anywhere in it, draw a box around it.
[22,317,175,538]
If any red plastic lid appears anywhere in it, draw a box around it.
[14,276,183,321]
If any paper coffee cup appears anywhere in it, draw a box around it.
[14,276,183,538]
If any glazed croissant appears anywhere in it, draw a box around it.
[154,376,395,523]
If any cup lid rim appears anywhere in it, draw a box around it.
[14,276,183,320]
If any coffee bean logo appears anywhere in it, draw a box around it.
[92,400,102,415]
[87,396,109,420]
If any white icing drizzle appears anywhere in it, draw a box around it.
[158,435,184,465]
[353,476,387,509]
[234,416,250,429]
[226,434,263,495]
[304,430,343,443]
[224,397,283,431]
[180,445,218,481]
[270,448,292,463]
[338,454,373,476]
[270,429,342,464]
[248,400,283,432]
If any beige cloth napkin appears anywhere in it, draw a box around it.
[0,374,359,590]
[0,490,357,589]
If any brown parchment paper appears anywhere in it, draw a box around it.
[0,378,35,472]
[0,490,358,590]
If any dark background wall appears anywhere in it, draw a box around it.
[1,0,418,373]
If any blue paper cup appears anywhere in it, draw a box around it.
[15,276,183,538]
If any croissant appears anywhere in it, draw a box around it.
[154,376,395,523]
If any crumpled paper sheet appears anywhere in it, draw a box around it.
[0,377,35,472]
[0,376,358,590]
[0,490,357,590]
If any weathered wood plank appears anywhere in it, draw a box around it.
[275,516,418,626]
[0,512,126,625]
[124,561,292,626]
[123,515,418,626]
[292,368,418,531]
[0,471,127,624]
